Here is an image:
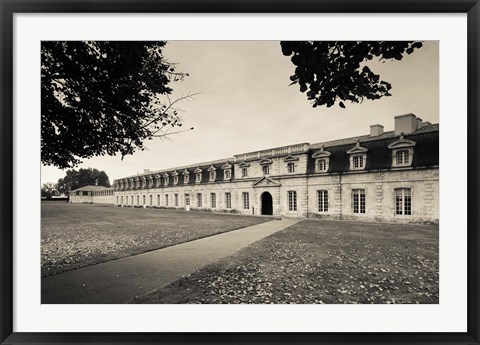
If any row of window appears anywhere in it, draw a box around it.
[116,192,235,209]
[117,148,413,190]
[116,188,412,216]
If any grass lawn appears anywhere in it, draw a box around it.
[41,202,270,277]
[135,219,439,304]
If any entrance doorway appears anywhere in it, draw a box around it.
[261,192,273,215]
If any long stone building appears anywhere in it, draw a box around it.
[69,185,114,204]
[112,114,439,223]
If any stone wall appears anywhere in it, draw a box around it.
[113,167,438,224]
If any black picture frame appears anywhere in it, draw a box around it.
[1,1,479,344]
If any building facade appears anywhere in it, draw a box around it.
[69,185,114,204]
[113,114,439,223]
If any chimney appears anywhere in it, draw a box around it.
[416,117,423,129]
[394,113,418,135]
[370,124,384,137]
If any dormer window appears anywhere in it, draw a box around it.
[353,155,364,169]
[148,176,154,188]
[182,169,190,184]
[172,171,179,185]
[155,174,161,187]
[163,173,169,186]
[287,163,295,173]
[396,150,410,165]
[317,159,327,172]
[222,161,232,180]
[259,159,272,176]
[207,165,216,182]
[239,161,250,178]
[262,165,270,175]
[284,155,299,174]
[312,146,332,173]
[346,141,368,171]
[388,135,416,168]
[194,167,202,183]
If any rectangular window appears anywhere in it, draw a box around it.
[288,191,297,211]
[287,163,295,173]
[164,177,169,186]
[149,195,152,206]
[143,195,146,205]
[209,171,216,181]
[318,159,327,172]
[197,193,202,207]
[136,195,139,205]
[352,189,366,214]
[175,194,179,207]
[131,195,134,205]
[353,155,364,169]
[184,174,189,184]
[242,192,250,210]
[396,150,410,165]
[211,193,216,208]
[317,190,328,212]
[126,196,128,205]
[395,188,412,215]
[196,173,202,183]
[242,168,248,177]
[157,194,160,206]
[116,196,119,204]
[224,170,231,179]
[225,192,232,209]
[262,165,270,175]
[165,194,169,207]
[173,176,178,184]
[185,194,190,206]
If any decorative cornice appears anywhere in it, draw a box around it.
[194,167,202,174]
[207,164,216,172]
[222,161,232,169]
[388,135,417,149]
[284,155,299,162]
[259,158,273,165]
[346,141,368,154]
[252,176,281,188]
[239,161,250,168]
[312,145,332,158]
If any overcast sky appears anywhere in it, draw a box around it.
[41,41,439,185]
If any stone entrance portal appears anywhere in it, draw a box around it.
[261,192,273,215]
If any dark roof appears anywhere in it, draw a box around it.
[310,123,439,149]
[308,127,439,174]
[71,185,112,192]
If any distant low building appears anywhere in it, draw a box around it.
[69,185,114,204]
[110,113,438,223]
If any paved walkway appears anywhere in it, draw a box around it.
[42,218,299,304]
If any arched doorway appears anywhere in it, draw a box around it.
[261,192,273,215]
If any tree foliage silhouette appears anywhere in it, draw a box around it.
[56,168,110,194]
[42,41,190,169]
[280,41,423,109]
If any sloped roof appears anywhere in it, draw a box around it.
[310,123,439,149]
[71,185,112,192]
[307,125,439,173]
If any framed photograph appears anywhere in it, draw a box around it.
[1,1,479,344]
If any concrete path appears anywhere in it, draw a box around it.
[42,218,299,304]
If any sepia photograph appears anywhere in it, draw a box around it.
[40,40,439,305]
